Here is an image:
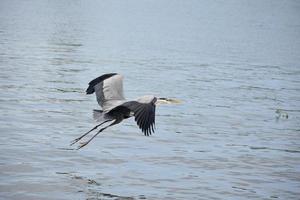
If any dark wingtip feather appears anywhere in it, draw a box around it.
[86,85,94,94]
[86,73,118,95]
[120,100,156,137]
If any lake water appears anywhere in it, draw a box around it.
[0,0,300,199]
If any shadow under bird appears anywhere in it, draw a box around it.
[70,73,181,149]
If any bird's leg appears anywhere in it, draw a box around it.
[77,119,121,150]
[70,119,113,146]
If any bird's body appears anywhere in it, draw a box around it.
[71,73,179,149]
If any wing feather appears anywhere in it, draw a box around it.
[120,101,156,136]
[86,73,126,112]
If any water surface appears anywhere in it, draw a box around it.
[0,0,300,199]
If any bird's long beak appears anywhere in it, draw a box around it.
[156,97,182,105]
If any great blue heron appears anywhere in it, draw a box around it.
[71,73,180,149]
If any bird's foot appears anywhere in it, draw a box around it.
[70,138,81,146]
[77,141,89,150]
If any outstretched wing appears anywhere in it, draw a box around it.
[120,101,156,136]
[86,73,126,112]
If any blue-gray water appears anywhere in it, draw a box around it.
[1,0,300,199]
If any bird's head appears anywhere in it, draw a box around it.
[156,97,182,105]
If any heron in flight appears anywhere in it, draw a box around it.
[71,73,180,149]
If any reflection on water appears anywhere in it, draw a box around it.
[1,0,300,199]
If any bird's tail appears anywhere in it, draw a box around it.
[93,109,113,122]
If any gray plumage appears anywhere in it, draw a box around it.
[88,73,156,135]
[87,73,126,112]
[71,73,159,149]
